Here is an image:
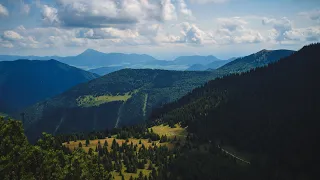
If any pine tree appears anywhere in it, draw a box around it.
[85,138,90,147]
[148,163,153,170]
[78,142,82,148]
[139,171,144,179]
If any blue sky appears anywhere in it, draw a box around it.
[0,0,319,60]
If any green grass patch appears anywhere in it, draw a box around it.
[149,124,187,139]
[76,91,136,107]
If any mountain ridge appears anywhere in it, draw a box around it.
[0,59,99,113]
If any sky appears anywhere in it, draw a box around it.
[0,0,319,60]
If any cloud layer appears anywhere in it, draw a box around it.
[0,0,319,58]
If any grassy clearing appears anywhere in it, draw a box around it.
[150,124,187,139]
[63,124,186,152]
[64,138,160,152]
[62,124,186,179]
[77,93,132,107]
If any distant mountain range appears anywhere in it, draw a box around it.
[0,60,99,113]
[0,49,233,73]
[88,66,125,76]
[186,60,232,71]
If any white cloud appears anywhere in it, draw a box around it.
[190,0,228,4]
[262,17,293,42]
[211,17,263,44]
[177,0,194,19]
[42,5,60,26]
[1,30,41,49]
[263,17,320,44]
[83,28,139,39]
[161,0,177,21]
[168,22,205,44]
[0,4,9,16]
[233,29,264,43]
[217,17,247,31]
[41,0,179,28]
[3,31,23,41]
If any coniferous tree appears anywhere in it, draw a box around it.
[85,138,90,147]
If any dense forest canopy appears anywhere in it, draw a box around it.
[0,60,99,113]
[0,44,318,180]
[150,43,320,179]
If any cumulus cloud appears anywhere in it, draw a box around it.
[168,22,205,44]
[42,5,60,26]
[40,0,179,28]
[2,31,23,41]
[217,17,247,31]
[233,29,264,43]
[0,4,9,16]
[210,17,263,44]
[262,17,293,42]
[263,17,320,43]
[177,0,194,19]
[161,0,177,21]
[1,30,41,49]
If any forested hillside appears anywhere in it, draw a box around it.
[216,49,294,73]
[22,69,220,142]
[0,60,99,113]
[150,43,320,179]
[0,117,184,180]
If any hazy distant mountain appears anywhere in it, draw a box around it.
[173,55,223,65]
[89,66,125,76]
[186,64,207,71]
[217,49,295,73]
[0,55,62,61]
[0,60,99,113]
[187,60,233,71]
[1,49,293,73]
[59,49,161,69]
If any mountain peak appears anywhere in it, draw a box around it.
[80,48,102,55]
[257,49,271,54]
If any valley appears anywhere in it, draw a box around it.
[0,44,318,180]
[0,0,318,179]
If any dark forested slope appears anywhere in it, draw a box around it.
[151,43,320,179]
[23,69,219,141]
[0,60,99,113]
